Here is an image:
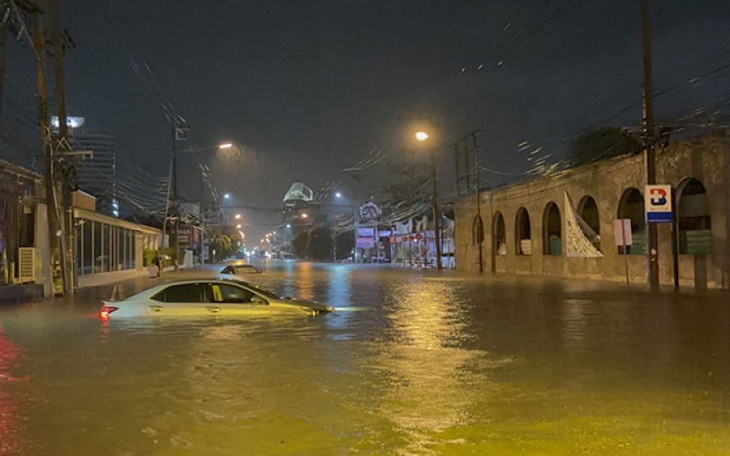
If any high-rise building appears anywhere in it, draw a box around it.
[70,130,119,217]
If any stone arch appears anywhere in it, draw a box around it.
[577,195,601,251]
[515,207,532,255]
[676,178,712,254]
[617,187,646,255]
[493,211,506,255]
[543,201,562,255]
[471,214,484,245]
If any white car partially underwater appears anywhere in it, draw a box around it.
[99,278,335,319]
[218,263,262,279]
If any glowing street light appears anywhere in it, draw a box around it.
[335,192,342,198]
[414,125,442,270]
[415,131,430,142]
[218,142,233,150]
[223,193,231,199]
[236,224,242,229]
[234,213,242,220]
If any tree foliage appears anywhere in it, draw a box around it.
[209,234,237,262]
[372,156,430,207]
[334,230,354,261]
[292,232,309,258]
[307,226,334,261]
[568,127,640,166]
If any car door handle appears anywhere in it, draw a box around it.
[149,305,164,313]
[206,306,222,313]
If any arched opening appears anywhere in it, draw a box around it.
[578,195,601,251]
[472,215,484,245]
[493,212,506,255]
[677,178,712,254]
[543,202,562,256]
[617,188,646,255]
[515,207,532,255]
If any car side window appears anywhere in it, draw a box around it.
[221,266,234,274]
[152,283,206,303]
[210,283,256,304]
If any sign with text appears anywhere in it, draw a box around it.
[645,184,672,223]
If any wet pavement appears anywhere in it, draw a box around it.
[1,260,730,455]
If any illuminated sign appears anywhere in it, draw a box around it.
[645,184,672,223]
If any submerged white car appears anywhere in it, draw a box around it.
[99,279,334,319]
[218,263,262,279]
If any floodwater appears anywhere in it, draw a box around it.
[1,261,730,455]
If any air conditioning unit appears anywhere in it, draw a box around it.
[17,247,36,283]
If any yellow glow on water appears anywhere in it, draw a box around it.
[295,261,315,301]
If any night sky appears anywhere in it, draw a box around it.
[4,1,730,244]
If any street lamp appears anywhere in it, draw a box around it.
[415,131,429,141]
[168,135,234,269]
[415,128,442,270]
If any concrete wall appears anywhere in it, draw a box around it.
[455,134,730,289]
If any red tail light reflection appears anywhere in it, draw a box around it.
[99,306,119,320]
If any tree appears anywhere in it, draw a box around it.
[209,234,237,262]
[292,232,309,258]
[307,226,333,261]
[334,230,354,261]
[568,127,640,166]
[371,155,430,209]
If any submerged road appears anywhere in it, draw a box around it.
[1,260,729,455]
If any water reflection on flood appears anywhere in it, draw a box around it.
[0,323,30,455]
[1,262,730,454]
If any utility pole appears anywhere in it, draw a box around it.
[199,164,210,264]
[0,15,7,131]
[454,130,483,273]
[50,0,75,293]
[472,132,483,274]
[171,124,178,268]
[431,151,442,270]
[33,5,65,295]
[169,121,188,270]
[641,0,659,290]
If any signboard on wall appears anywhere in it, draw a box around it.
[645,184,672,223]
[613,219,633,246]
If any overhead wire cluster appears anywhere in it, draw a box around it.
[5,1,730,234]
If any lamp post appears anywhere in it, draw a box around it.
[416,130,443,270]
[168,136,233,268]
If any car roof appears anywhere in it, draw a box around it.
[119,278,257,301]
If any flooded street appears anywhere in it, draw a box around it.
[1,261,730,455]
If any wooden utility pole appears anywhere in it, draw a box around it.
[50,0,75,293]
[33,7,65,295]
[641,0,660,290]
[431,151,442,270]
[453,130,483,273]
[0,19,7,130]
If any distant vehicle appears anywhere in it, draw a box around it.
[99,279,335,319]
[219,263,262,279]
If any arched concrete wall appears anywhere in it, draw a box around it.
[455,134,730,288]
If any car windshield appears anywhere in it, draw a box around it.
[220,264,260,274]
